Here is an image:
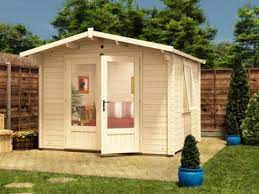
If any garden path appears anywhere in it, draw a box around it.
[0,138,225,181]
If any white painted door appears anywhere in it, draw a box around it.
[65,58,99,150]
[101,56,140,155]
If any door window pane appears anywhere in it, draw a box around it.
[107,62,134,128]
[71,64,96,126]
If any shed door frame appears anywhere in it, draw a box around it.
[100,55,140,155]
[64,57,100,150]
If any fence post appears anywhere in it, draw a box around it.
[7,62,11,130]
[18,67,21,131]
[213,69,216,132]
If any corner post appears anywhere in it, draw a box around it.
[7,62,11,130]
[164,52,174,156]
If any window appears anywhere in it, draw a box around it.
[107,62,135,128]
[183,64,194,111]
[71,64,96,126]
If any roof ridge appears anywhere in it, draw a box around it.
[20,27,206,64]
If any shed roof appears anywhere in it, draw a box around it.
[20,28,206,64]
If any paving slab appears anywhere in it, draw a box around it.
[4,182,34,189]
[47,177,76,183]
[12,193,34,194]
[0,138,225,181]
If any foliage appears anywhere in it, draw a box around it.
[181,134,200,169]
[234,5,259,68]
[141,0,217,68]
[241,92,259,145]
[213,42,235,68]
[12,130,38,139]
[51,0,144,40]
[0,23,44,54]
[51,0,216,67]
[225,61,250,135]
[71,87,82,111]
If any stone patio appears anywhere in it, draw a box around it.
[0,138,225,181]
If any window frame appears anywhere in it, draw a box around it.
[183,63,195,112]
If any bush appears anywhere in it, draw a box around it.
[12,129,38,139]
[241,92,259,145]
[181,135,200,169]
[225,63,249,135]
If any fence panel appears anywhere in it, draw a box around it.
[201,68,259,136]
[0,53,38,131]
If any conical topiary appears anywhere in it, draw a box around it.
[241,92,259,145]
[225,58,249,135]
[181,135,200,169]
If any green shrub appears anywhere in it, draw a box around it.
[241,92,259,145]
[225,63,249,135]
[12,129,38,139]
[181,135,200,169]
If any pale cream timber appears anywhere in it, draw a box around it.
[22,29,203,156]
[0,114,4,129]
[0,130,13,153]
[100,56,140,155]
[142,53,168,154]
[64,57,99,150]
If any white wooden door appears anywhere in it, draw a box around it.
[65,58,99,150]
[101,56,140,155]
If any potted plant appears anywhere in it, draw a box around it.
[178,135,204,187]
[225,56,249,145]
[12,129,38,150]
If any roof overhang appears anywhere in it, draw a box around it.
[20,28,206,64]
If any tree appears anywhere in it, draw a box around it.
[234,5,259,67]
[225,58,250,136]
[241,92,259,145]
[51,0,216,67]
[181,134,200,169]
[140,0,217,68]
[213,42,235,68]
[51,0,144,39]
[0,23,43,54]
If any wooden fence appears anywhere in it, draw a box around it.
[0,53,38,131]
[201,68,259,136]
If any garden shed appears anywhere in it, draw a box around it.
[20,28,205,155]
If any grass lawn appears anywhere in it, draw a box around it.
[0,146,258,194]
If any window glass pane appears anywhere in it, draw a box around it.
[107,62,134,128]
[71,64,96,126]
[184,66,192,110]
[183,77,189,110]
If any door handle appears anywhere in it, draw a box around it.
[103,100,111,112]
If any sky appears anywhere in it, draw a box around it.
[0,0,258,43]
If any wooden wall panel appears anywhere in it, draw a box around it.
[42,54,65,149]
[169,54,184,153]
[142,53,168,155]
